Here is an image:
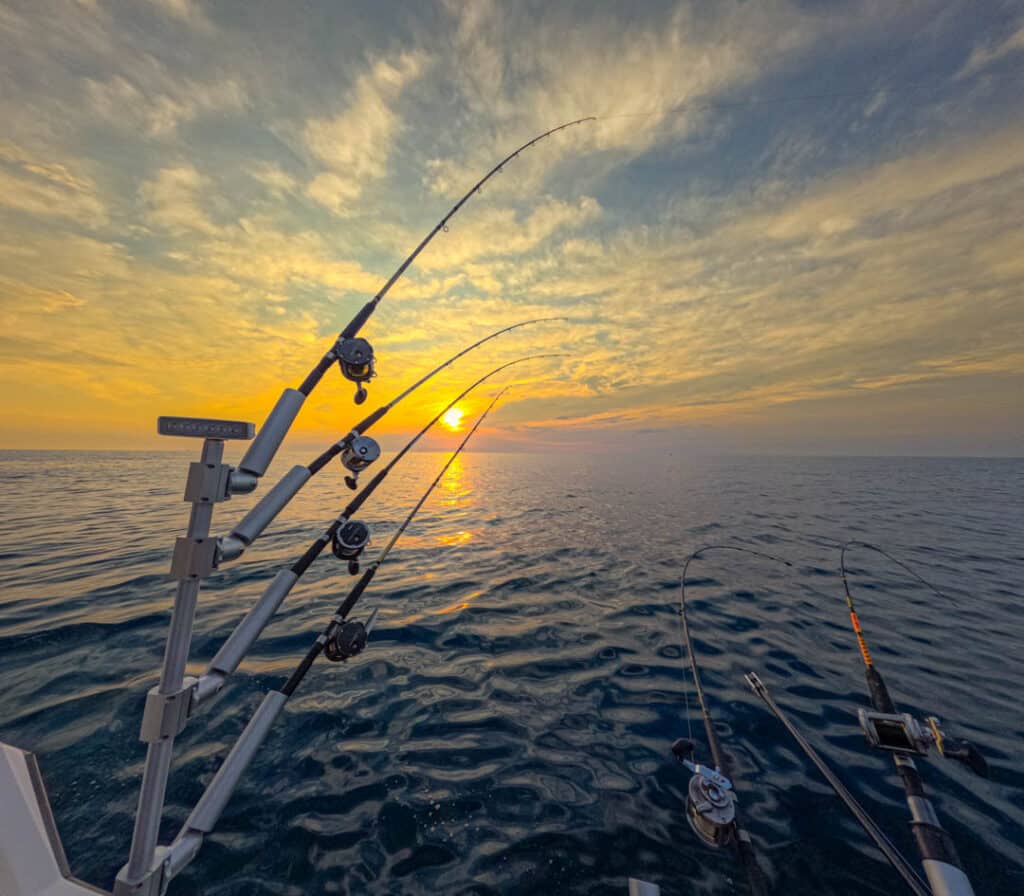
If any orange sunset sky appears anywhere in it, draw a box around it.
[1,1,1022,454]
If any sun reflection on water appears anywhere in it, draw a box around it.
[439,454,471,508]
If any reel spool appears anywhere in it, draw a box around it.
[686,770,736,848]
[340,434,380,489]
[672,738,736,849]
[332,520,371,575]
[336,337,375,404]
[859,710,988,777]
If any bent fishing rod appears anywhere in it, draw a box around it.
[836,541,987,896]
[117,324,559,893]
[215,317,565,567]
[159,389,512,885]
[191,355,560,706]
[745,673,931,896]
[674,545,791,896]
[744,540,988,894]
[231,117,595,492]
[676,545,932,896]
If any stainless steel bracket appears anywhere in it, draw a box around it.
[168,536,218,580]
[139,677,198,743]
[183,461,233,504]
[112,846,169,896]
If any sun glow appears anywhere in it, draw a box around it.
[441,406,464,431]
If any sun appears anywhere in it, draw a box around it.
[441,406,464,432]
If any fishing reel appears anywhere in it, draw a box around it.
[324,608,378,662]
[336,336,375,404]
[324,621,367,662]
[858,710,988,777]
[672,738,737,848]
[340,434,380,489]
[332,519,371,574]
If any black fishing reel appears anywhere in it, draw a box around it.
[340,434,380,489]
[332,519,371,575]
[858,710,988,777]
[324,620,369,662]
[324,607,378,662]
[336,336,375,404]
[672,738,737,848]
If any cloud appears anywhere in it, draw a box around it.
[957,21,1024,79]
[0,143,107,226]
[139,163,221,235]
[305,172,365,216]
[303,52,428,213]
[0,2,244,146]
[145,0,216,33]
[200,216,383,298]
[86,73,248,138]
[250,163,299,198]
[423,120,1024,431]
[413,195,602,271]
[423,0,862,197]
[0,0,1021,452]
[756,125,1024,242]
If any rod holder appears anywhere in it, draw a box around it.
[238,389,305,477]
[117,418,254,895]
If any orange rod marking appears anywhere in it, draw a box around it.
[850,610,873,666]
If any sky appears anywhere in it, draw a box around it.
[0,0,1022,455]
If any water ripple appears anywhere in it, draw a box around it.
[0,451,1021,894]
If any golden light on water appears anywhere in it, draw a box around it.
[441,407,464,432]
[440,454,468,508]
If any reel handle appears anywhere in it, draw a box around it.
[941,737,989,778]
[927,716,989,777]
[672,738,697,762]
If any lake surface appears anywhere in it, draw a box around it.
[1,450,1021,895]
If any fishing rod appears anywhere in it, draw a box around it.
[114,120,592,894]
[744,672,931,896]
[159,389,512,885]
[742,540,989,894]
[677,545,943,896]
[673,545,790,896]
[233,117,595,491]
[214,317,565,567]
[836,541,987,896]
[118,324,560,894]
[191,355,560,706]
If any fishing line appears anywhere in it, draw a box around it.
[167,390,512,879]
[235,118,595,488]
[750,539,987,896]
[217,317,565,565]
[598,63,1024,121]
[745,673,933,896]
[840,539,948,672]
[677,543,940,895]
[672,543,794,896]
[840,540,948,608]
[678,544,795,771]
[324,117,596,405]
[199,357,558,698]
[282,384,513,693]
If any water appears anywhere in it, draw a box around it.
[1,450,1021,895]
